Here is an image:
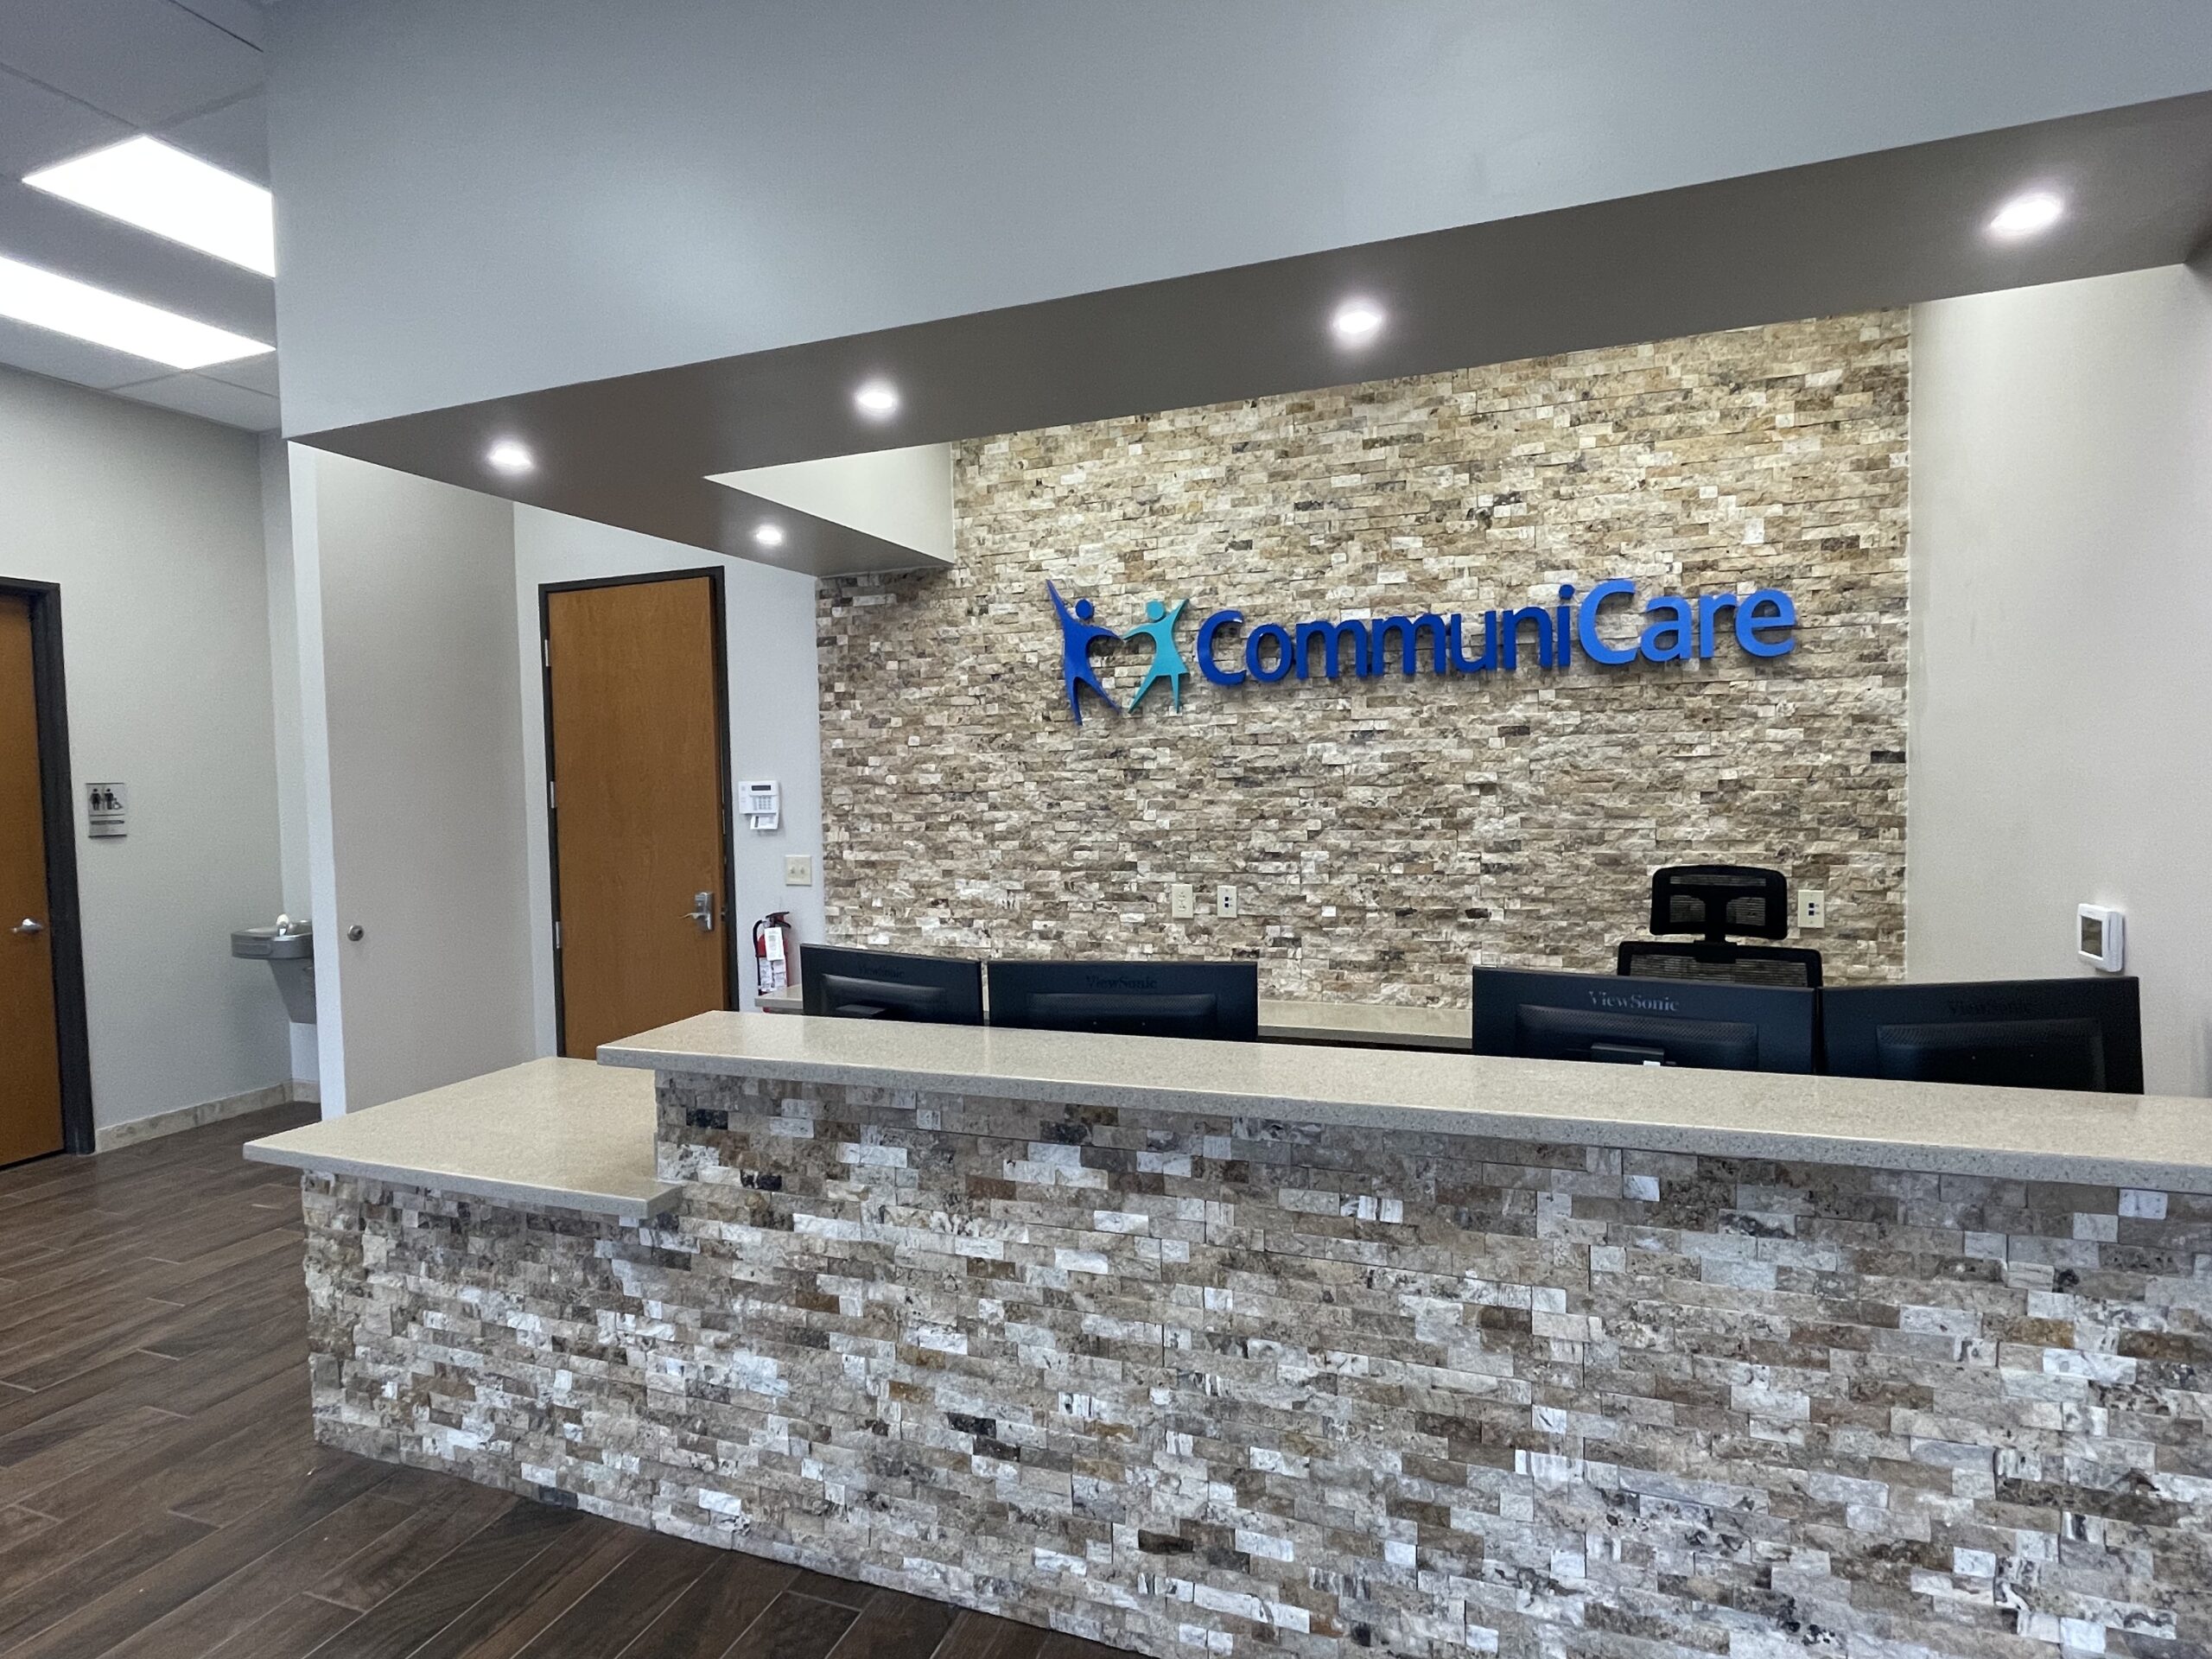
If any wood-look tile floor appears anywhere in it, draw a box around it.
[0,1104,1115,1659]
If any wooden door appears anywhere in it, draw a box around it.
[0,595,62,1166]
[545,574,731,1057]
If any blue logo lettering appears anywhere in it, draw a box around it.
[1048,579,1796,724]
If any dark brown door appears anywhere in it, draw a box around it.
[0,595,63,1166]
[545,573,731,1057]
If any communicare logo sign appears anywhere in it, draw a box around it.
[1048,582,1190,726]
[1046,576,1802,727]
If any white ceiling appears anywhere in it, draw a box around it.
[0,0,278,430]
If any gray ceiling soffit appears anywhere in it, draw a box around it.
[294,91,2212,579]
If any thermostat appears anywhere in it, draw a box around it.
[738,779,780,831]
[2076,904,2125,973]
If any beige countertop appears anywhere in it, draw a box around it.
[755,989,1472,1051]
[605,1011,2212,1194]
[243,1058,679,1219]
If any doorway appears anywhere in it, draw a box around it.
[540,569,735,1058]
[0,579,92,1163]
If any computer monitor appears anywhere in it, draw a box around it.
[799,946,984,1025]
[1821,977,2142,1093]
[986,960,1259,1041]
[1472,967,1815,1073]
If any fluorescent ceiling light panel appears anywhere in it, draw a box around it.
[0,254,271,368]
[26,137,276,276]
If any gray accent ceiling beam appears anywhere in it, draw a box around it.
[294,92,2212,578]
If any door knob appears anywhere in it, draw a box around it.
[11,918,41,936]
[684,892,715,931]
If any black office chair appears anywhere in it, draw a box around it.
[1616,864,1824,988]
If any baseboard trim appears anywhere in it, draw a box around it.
[94,1080,315,1154]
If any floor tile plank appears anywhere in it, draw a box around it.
[303,1475,518,1611]
[721,1588,860,1659]
[825,1587,961,1659]
[99,1491,416,1659]
[3,1449,392,1658]
[511,1526,712,1656]
[614,1550,798,1659]
[0,1509,216,1648]
[204,1591,365,1658]
[301,1494,576,1659]
[930,1611,1049,1659]
[400,1514,642,1659]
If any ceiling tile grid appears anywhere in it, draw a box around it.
[0,0,276,429]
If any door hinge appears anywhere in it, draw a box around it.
[541,638,550,668]
[553,920,562,950]
[547,779,556,810]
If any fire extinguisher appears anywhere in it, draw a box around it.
[753,911,798,996]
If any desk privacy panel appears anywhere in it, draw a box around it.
[817,310,1909,1001]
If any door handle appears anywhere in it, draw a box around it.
[684,893,715,932]
[11,918,41,936]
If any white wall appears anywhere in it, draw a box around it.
[258,435,315,1088]
[265,0,2212,433]
[1910,263,2212,1096]
[511,506,824,1052]
[300,451,535,1113]
[0,366,289,1129]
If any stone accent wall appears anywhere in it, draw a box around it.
[817,312,1910,1001]
[308,1073,2212,1659]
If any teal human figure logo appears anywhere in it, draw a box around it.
[1047,581,1119,725]
[1126,598,1190,713]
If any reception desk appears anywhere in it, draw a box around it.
[249,1016,2212,1659]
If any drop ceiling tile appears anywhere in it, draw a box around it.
[0,65,129,175]
[161,90,265,184]
[0,313,173,388]
[112,368,277,429]
[200,347,276,396]
[0,0,264,128]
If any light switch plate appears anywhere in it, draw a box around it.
[784,855,813,887]
[1217,884,1237,918]
[1795,888,1826,931]
[1170,882,1195,919]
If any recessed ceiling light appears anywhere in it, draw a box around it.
[0,252,270,368]
[25,137,275,276]
[854,380,899,417]
[753,522,785,548]
[1331,298,1386,345]
[486,438,534,474]
[1987,189,2065,241]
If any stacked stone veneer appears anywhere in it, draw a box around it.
[817,312,1910,1001]
[306,1073,2212,1659]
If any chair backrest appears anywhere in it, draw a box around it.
[1617,939,1823,989]
[1649,865,1789,943]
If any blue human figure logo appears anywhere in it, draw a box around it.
[1125,598,1190,713]
[1047,581,1120,725]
